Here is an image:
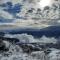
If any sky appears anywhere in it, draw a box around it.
[0,0,60,29]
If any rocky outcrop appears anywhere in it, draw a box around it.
[0,39,9,51]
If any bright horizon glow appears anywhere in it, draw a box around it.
[39,0,52,8]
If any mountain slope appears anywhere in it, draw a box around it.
[0,26,60,38]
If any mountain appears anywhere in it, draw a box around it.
[0,26,60,38]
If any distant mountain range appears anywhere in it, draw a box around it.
[0,26,60,38]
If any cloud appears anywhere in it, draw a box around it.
[0,9,13,19]
[0,0,60,28]
[40,36,57,44]
[4,34,38,43]
[0,17,14,23]
[13,19,50,28]
[0,23,20,30]
[0,2,22,23]
[4,34,57,44]
[0,0,10,4]
[0,0,59,20]
[0,2,22,16]
[0,0,22,4]
[10,0,22,4]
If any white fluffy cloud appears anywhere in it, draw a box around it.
[4,34,38,43]
[40,36,57,44]
[4,34,57,44]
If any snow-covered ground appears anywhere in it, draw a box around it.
[0,33,60,60]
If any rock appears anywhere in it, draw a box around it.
[0,39,9,51]
[31,51,45,60]
[18,43,41,53]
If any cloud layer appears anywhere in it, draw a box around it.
[4,33,57,44]
[0,0,60,29]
